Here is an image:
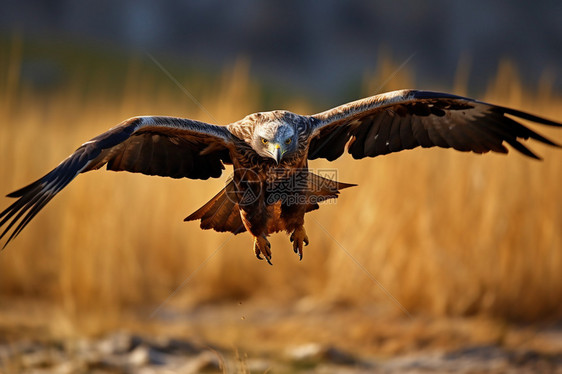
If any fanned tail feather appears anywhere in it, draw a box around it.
[185,172,355,233]
[184,181,246,234]
[305,172,356,212]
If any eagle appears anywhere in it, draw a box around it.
[1,89,561,264]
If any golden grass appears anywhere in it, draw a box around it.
[0,43,561,337]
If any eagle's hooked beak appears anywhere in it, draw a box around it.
[269,143,282,164]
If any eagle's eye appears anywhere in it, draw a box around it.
[261,138,269,145]
[285,138,292,145]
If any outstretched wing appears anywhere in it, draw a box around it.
[0,116,234,247]
[308,89,561,161]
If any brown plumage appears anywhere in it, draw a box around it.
[1,89,561,264]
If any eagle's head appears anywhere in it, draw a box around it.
[251,112,298,163]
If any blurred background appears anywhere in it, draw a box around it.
[0,1,561,372]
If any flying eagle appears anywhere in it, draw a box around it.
[1,90,561,264]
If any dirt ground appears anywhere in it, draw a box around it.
[1,299,561,373]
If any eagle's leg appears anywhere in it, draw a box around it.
[253,235,272,265]
[239,198,274,264]
[281,193,309,260]
[289,226,309,260]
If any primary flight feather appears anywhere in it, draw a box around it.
[1,89,561,264]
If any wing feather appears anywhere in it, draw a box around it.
[1,116,235,247]
[399,116,419,151]
[425,117,450,149]
[388,114,404,152]
[411,117,433,148]
[308,89,561,161]
[361,116,380,156]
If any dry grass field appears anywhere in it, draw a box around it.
[0,40,561,368]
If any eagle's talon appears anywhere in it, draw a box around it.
[290,226,308,261]
[253,235,272,264]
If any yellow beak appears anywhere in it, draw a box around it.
[270,143,282,164]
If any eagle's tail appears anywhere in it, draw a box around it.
[184,181,246,234]
[185,173,355,232]
[304,172,356,212]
